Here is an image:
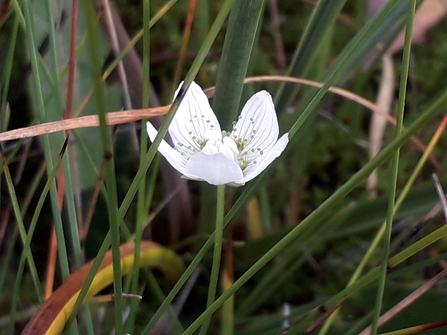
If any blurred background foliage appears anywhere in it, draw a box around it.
[2,0,447,334]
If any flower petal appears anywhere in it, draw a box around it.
[185,152,245,186]
[231,91,279,155]
[146,122,188,176]
[169,81,222,154]
[242,133,289,182]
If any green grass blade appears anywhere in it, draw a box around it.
[212,0,266,129]
[371,1,416,333]
[20,0,72,289]
[275,0,347,113]
[82,0,124,332]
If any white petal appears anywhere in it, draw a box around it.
[202,140,219,154]
[169,81,222,153]
[242,133,289,182]
[185,152,245,186]
[222,137,239,156]
[231,91,279,154]
[146,122,189,176]
[215,141,236,161]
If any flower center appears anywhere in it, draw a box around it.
[202,136,239,162]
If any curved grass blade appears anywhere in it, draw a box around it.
[22,241,185,335]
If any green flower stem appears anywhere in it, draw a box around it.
[199,185,226,335]
[140,176,259,335]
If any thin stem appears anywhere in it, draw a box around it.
[82,1,123,332]
[199,185,226,335]
[0,12,19,132]
[370,1,416,333]
[22,0,70,283]
[126,0,151,332]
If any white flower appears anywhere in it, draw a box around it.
[146,81,289,186]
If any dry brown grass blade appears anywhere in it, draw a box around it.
[0,107,168,142]
[0,76,396,143]
[1,75,439,171]
[300,303,343,335]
